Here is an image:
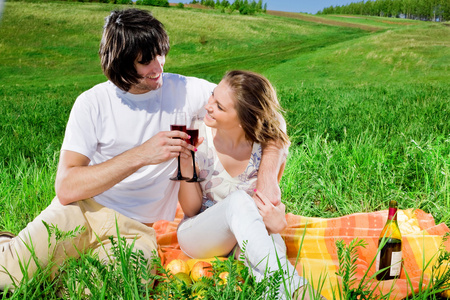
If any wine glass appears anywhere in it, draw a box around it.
[170,112,189,181]
[186,116,205,182]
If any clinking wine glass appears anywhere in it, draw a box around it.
[170,112,189,181]
[186,116,205,182]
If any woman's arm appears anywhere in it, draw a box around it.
[178,151,203,218]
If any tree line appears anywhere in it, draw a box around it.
[96,0,266,13]
[318,0,449,22]
[189,0,267,15]
[135,0,169,7]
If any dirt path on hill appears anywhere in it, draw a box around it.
[267,10,382,32]
[169,3,382,32]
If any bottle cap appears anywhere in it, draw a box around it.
[389,200,398,208]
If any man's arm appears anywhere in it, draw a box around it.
[255,111,289,205]
[55,130,194,205]
[253,141,288,234]
[255,141,288,206]
[253,113,289,233]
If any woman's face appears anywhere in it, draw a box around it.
[204,80,240,130]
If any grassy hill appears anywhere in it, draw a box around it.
[0,1,449,231]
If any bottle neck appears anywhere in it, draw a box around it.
[388,207,397,221]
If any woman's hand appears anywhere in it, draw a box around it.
[179,136,204,171]
[253,189,287,234]
[179,150,194,172]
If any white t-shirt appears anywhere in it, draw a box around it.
[61,73,216,223]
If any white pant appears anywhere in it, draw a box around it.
[177,190,307,298]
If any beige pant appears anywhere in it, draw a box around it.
[0,197,157,290]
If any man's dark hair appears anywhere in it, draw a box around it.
[99,8,170,91]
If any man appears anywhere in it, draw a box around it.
[0,8,286,290]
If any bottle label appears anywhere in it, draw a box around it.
[390,251,402,276]
[388,207,397,220]
[375,250,402,274]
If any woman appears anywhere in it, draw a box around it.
[177,70,323,300]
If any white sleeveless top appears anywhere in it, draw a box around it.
[196,124,262,212]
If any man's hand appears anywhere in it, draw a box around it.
[255,182,282,206]
[56,130,195,205]
[137,130,195,165]
[253,190,287,234]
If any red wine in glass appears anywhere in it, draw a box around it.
[186,118,204,182]
[186,128,198,146]
[170,125,187,133]
[170,113,189,181]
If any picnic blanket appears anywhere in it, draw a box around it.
[153,204,450,299]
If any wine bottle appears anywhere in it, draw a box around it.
[376,200,402,281]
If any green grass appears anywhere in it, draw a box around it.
[279,84,450,221]
[1,1,449,298]
[267,26,450,86]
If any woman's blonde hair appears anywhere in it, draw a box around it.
[223,70,289,147]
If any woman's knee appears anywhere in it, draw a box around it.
[225,190,259,217]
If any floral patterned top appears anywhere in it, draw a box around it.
[196,124,262,212]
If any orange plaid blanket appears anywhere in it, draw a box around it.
[153,204,450,299]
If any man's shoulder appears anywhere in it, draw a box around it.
[72,81,118,111]
[77,81,117,101]
[83,81,115,95]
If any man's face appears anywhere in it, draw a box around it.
[128,55,166,94]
